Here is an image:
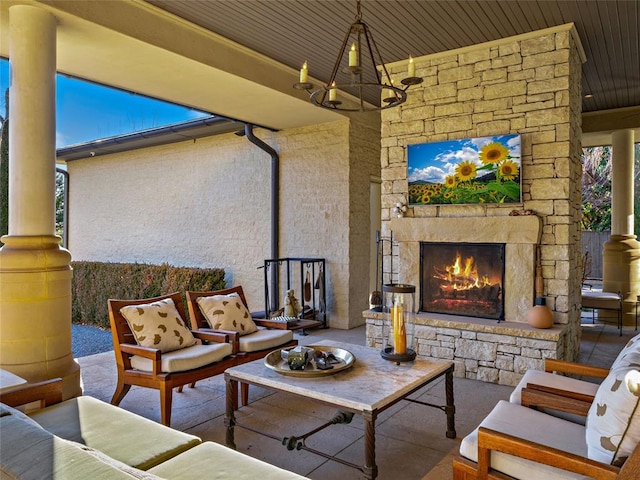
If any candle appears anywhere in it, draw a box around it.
[299,61,308,83]
[329,82,337,102]
[391,305,407,354]
[408,56,415,77]
[349,43,358,67]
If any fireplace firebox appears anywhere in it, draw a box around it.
[420,242,505,321]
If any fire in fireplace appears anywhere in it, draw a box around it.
[420,242,505,320]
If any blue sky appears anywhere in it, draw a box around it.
[0,58,211,148]
[407,134,522,184]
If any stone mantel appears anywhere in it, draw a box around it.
[388,214,543,323]
[389,215,542,244]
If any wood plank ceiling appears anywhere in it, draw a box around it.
[147,0,640,115]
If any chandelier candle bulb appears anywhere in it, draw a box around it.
[349,43,358,66]
[299,61,308,83]
[329,82,337,101]
[407,56,415,77]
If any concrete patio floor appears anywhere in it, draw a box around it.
[76,315,634,480]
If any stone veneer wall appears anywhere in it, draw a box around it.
[365,24,585,385]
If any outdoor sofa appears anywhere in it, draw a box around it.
[0,378,307,480]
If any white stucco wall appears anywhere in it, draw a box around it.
[67,118,380,329]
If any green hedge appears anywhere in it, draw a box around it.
[71,261,225,329]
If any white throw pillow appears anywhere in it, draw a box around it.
[586,350,640,466]
[120,298,197,353]
[196,292,258,336]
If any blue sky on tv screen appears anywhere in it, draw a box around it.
[0,58,211,148]
[407,134,521,185]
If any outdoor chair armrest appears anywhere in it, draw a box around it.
[195,328,240,353]
[477,426,620,480]
[120,343,162,375]
[0,378,63,409]
[544,358,610,378]
[521,384,593,417]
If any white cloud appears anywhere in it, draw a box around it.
[408,165,446,183]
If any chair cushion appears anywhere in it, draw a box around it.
[239,328,294,353]
[509,369,599,425]
[131,342,233,373]
[30,395,201,470]
[149,441,308,479]
[586,350,640,465]
[196,292,258,336]
[120,298,197,353]
[460,400,590,480]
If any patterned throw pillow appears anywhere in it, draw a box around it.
[196,293,258,336]
[120,298,197,353]
[586,350,640,466]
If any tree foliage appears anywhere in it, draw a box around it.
[581,143,640,237]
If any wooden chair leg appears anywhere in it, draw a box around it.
[241,382,249,406]
[160,385,173,426]
[110,380,131,406]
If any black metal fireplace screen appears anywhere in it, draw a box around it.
[420,242,505,321]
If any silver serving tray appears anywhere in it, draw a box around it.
[264,345,355,377]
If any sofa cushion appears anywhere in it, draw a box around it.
[586,351,640,465]
[239,328,294,353]
[460,400,590,480]
[149,441,308,479]
[196,293,258,336]
[509,369,599,425]
[130,342,233,373]
[0,413,148,480]
[30,395,201,470]
[120,297,197,353]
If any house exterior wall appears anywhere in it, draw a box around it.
[67,117,380,329]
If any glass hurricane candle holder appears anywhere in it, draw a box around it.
[381,284,417,364]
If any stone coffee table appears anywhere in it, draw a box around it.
[224,340,455,479]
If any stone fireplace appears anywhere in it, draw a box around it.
[391,215,541,323]
[364,24,585,386]
[421,241,505,320]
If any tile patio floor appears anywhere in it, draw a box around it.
[77,314,634,480]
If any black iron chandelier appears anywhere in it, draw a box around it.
[293,0,422,112]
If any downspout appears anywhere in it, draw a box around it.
[244,124,279,314]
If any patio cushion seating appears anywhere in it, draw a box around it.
[0,379,308,480]
[120,297,198,352]
[186,286,297,406]
[459,400,590,480]
[585,351,640,464]
[238,328,294,353]
[130,342,232,373]
[509,332,640,425]
[108,292,237,426]
[196,292,258,335]
[30,395,200,470]
[148,441,307,480]
[454,333,640,480]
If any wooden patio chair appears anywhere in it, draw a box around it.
[453,335,640,480]
[186,286,297,406]
[108,292,237,426]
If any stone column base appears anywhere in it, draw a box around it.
[0,235,81,399]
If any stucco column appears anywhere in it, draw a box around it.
[603,129,640,325]
[0,5,80,398]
